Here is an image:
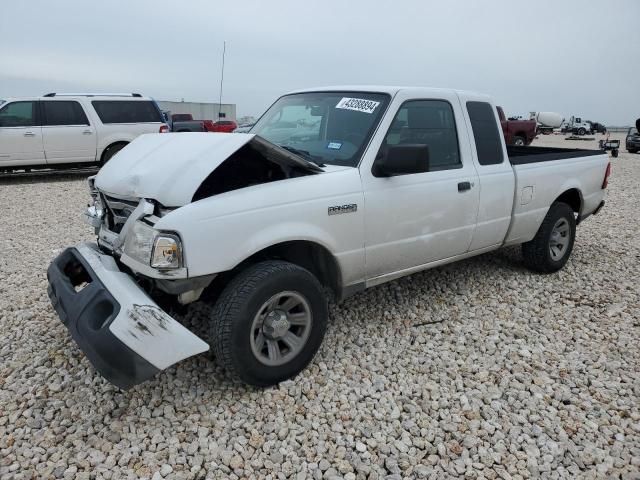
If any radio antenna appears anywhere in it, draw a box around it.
[218,41,226,119]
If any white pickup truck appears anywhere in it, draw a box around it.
[47,86,610,389]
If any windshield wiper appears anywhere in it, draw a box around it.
[278,145,325,167]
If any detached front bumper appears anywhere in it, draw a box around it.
[47,243,209,389]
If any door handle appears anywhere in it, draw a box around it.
[24,131,36,137]
[458,181,472,192]
[82,130,93,135]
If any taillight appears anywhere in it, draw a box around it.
[602,162,611,189]
[159,124,170,133]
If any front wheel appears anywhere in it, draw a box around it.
[628,148,638,154]
[522,202,576,273]
[577,127,586,136]
[209,260,328,386]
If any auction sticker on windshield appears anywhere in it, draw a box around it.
[336,97,380,114]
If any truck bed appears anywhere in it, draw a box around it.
[507,145,603,165]
[504,145,608,246]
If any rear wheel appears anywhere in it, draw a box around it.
[101,143,127,165]
[577,127,586,136]
[611,149,619,158]
[209,260,328,386]
[513,136,526,146]
[522,202,576,273]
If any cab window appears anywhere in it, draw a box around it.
[43,101,89,126]
[91,100,163,124]
[0,101,38,127]
[382,100,461,171]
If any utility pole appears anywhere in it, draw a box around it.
[218,41,226,119]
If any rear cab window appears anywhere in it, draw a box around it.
[43,101,89,126]
[91,100,163,124]
[466,101,504,165]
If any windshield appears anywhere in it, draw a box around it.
[251,91,390,167]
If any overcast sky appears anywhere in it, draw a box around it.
[1,0,638,124]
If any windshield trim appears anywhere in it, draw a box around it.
[250,90,392,168]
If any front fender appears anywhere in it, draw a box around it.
[155,168,367,286]
[234,222,337,263]
[178,211,364,285]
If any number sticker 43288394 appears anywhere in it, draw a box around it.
[335,97,380,114]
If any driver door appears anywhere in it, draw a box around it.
[360,94,480,282]
[0,101,45,167]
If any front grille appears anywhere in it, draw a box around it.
[101,194,138,233]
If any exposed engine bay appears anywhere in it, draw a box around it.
[193,140,315,201]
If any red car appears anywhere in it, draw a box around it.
[169,114,237,133]
[210,120,238,133]
[496,106,537,146]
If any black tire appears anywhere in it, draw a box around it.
[628,149,638,154]
[209,260,328,386]
[577,127,586,136]
[513,136,526,146]
[101,143,127,165]
[522,202,576,273]
[611,149,618,158]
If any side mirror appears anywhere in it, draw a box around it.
[374,144,430,177]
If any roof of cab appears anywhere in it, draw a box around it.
[289,85,480,95]
[288,85,489,98]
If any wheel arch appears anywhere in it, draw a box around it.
[220,240,343,301]
[99,140,129,163]
[553,187,583,218]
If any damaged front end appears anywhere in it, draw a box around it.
[85,176,217,308]
[49,133,323,389]
[47,243,209,389]
[49,191,214,388]
[85,133,322,301]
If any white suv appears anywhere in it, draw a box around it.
[0,93,169,170]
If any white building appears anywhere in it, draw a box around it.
[156,100,236,121]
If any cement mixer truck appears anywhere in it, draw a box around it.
[530,112,564,135]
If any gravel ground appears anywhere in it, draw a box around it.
[1,134,639,479]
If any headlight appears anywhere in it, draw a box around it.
[123,221,183,270]
[123,221,156,265]
[151,234,182,269]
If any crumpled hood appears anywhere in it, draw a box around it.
[95,133,321,207]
